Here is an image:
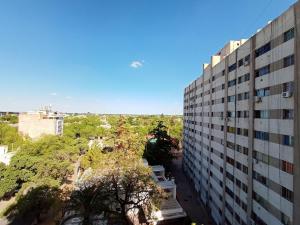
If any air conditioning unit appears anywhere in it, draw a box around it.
[282,91,292,98]
[253,159,258,164]
[244,60,250,66]
[255,96,262,103]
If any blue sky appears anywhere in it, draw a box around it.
[0,0,296,114]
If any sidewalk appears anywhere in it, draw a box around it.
[170,156,212,225]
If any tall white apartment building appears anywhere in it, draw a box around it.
[183,2,300,225]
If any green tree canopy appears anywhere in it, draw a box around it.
[143,121,176,168]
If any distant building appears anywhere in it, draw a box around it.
[0,146,15,165]
[18,107,64,139]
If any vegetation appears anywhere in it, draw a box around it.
[0,135,80,199]
[0,123,23,150]
[4,185,62,224]
[0,114,182,224]
[0,114,18,124]
[143,121,176,168]
[70,162,163,225]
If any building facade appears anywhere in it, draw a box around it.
[18,108,64,139]
[183,2,300,225]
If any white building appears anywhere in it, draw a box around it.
[0,146,15,165]
[146,161,186,224]
[183,2,300,225]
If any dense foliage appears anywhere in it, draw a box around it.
[0,123,23,150]
[0,114,182,224]
[0,115,18,124]
[143,121,176,168]
[0,135,80,199]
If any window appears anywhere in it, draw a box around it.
[282,135,293,146]
[238,59,244,67]
[284,28,294,42]
[282,82,294,92]
[244,55,250,65]
[238,76,242,84]
[222,70,225,76]
[226,157,235,167]
[256,87,270,97]
[255,42,271,58]
[227,141,235,149]
[255,110,269,119]
[255,65,270,77]
[238,92,249,101]
[236,179,241,188]
[228,79,236,87]
[238,93,243,101]
[242,165,248,174]
[244,73,250,82]
[228,95,235,102]
[283,109,293,119]
[283,55,294,67]
[281,161,294,174]
[227,111,235,118]
[239,73,250,84]
[255,131,269,141]
[227,127,236,134]
[228,63,237,72]
[281,187,293,202]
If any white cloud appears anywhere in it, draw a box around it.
[50,92,57,96]
[66,96,72,99]
[130,60,143,69]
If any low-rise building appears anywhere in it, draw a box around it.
[18,107,63,139]
[145,160,187,224]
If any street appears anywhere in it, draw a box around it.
[170,156,212,225]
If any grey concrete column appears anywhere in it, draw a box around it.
[222,57,229,224]
[247,34,256,225]
[293,2,300,225]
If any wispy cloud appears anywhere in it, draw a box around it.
[130,60,144,69]
[66,96,72,99]
[50,92,57,96]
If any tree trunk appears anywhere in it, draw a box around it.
[83,213,90,225]
[121,207,133,225]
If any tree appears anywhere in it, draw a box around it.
[0,135,80,199]
[75,164,163,225]
[68,178,113,225]
[107,166,162,225]
[0,115,18,124]
[4,184,62,225]
[0,123,23,149]
[143,121,176,168]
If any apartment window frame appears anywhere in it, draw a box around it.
[255,42,271,58]
[284,28,294,42]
